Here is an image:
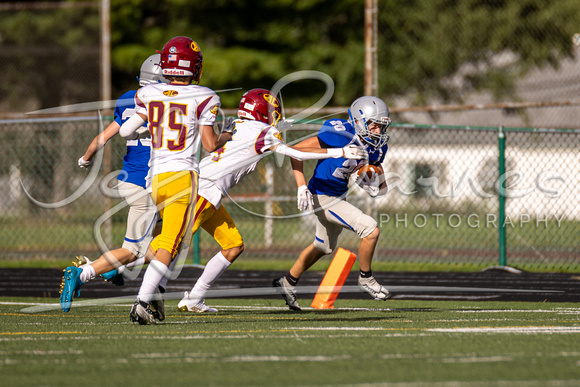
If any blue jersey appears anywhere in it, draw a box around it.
[114,90,150,189]
[308,119,388,197]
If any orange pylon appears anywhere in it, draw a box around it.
[311,248,357,309]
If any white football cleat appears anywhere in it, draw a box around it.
[358,275,391,300]
[177,291,218,313]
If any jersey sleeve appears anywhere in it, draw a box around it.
[317,119,355,148]
[196,92,220,127]
[134,87,147,116]
[255,126,283,155]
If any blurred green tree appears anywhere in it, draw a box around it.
[0,0,579,111]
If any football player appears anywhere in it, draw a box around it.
[118,36,233,325]
[175,88,368,315]
[59,53,168,313]
[273,96,391,311]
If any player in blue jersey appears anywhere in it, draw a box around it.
[273,96,392,310]
[59,54,168,313]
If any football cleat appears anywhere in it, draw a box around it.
[72,255,92,268]
[149,288,166,321]
[59,266,85,312]
[129,299,156,325]
[272,277,301,311]
[100,269,125,286]
[358,275,391,301]
[177,291,218,313]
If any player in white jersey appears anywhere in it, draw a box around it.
[176,88,368,314]
[119,36,232,324]
[59,54,168,313]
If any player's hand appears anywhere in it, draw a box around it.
[297,185,314,212]
[361,184,380,197]
[356,168,386,198]
[136,125,150,138]
[342,145,368,160]
[221,117,235,134]
[78,156,92,169]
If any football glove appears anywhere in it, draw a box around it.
[297,185,314,212]
[221,117,235,134]
[78,156,92,169]
[357,168,386,198]
[342,145,368,160]
[135,125,150,138]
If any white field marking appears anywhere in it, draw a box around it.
[437,355,513,363]
[0,331,438,343]
[17,283,560,313]
[222,354,352,362]
[386,354,517,364]
[560,352,580,357]
[428,326,580,334]
[281,327,390,331]
[458,309,580,314]
[8,301,395,313]
[0,349,83,356]
[428,319,516,322]
[356,380,580,387]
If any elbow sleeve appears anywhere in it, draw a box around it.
[275,143,335,161]
[119,114,147,139]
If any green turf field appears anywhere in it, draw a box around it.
[1,297,579,386]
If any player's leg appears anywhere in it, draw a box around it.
[178,202,244,313]
[290,194,342,278]
[274,195,342,311]
[316,195,389,300]
[131,171,197,325]
[59,182,156,312]
[97,181,158,284]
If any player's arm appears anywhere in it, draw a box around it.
[288,137,320,211]
[270,141,367,161]
[119,112,147,140]
[284,136,318,186]
[200,125,232,152]
[78,120,121,168]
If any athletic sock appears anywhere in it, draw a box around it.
[285,273,299,286]
[360,269,373,278]
[80,265,96,283]
[158,256,178,291]
[190,251,231,299]
[137,259,169,303]
[119,257,147,273]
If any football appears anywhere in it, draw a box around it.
[356,164,382,181]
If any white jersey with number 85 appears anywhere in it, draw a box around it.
[134,82,220,185]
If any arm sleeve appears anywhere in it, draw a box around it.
[119,113,147,139]
[275,143,342,161]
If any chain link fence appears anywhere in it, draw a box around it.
[0,117,577,271]
[1,1,578,271]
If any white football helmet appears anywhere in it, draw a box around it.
[348,96,392,148]
[138,54,169,86]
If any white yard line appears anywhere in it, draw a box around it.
[428,326,580,333]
